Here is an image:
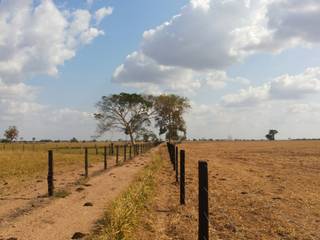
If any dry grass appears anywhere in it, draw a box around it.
[0,141,137,152]
[138,141,320,240]
[0,141,134,197]
[90,151,162,240]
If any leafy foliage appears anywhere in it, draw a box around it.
[154,94,190,142]
[4,126,19,142]
[95,93,155,144]
[266,129,278,141]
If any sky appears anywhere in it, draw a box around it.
[1,0,320,140]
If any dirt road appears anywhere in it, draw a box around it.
[0,148,156,240]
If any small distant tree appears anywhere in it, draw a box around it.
[266,130,278,141]
[70,137,78,143]
[95,93,155,145]
[4,126,19,142]
[154,94,190,142]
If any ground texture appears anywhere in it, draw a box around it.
[136,141,320,240]
[0,148,155,240]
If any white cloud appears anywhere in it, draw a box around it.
[113,0,320,94]
[95,7,113,24]
[0,0,110,84]
[204,71,249,90]
[87,0,94,6]
[0,80,37,101]
[141,0,266,70]
[112,51,251,93]
[186,100,320,140]
[222,67,320,107]
[112,52,201,93]
[270,67,320,99]
[0,0,113,140]
[191,0,211,11]
[267,0,320,45]
[222,84,270,107]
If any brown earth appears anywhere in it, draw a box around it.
[0,148,157,240]
[137,141,320,240]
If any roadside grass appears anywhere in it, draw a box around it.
[90,151,162,240]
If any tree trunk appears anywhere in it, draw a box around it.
[129,131,135,145]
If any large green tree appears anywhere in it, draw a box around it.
[154,94,190,142]
[94,93,154,144]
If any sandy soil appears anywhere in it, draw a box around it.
[0,149,155,240]
[137,141,320,240]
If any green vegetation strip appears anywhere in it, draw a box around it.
[91,152,162,240]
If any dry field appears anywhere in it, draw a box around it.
[0,141,128,152]
[0,142,135,225]
[138,141,320,240]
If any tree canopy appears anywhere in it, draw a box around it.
[266,129,278,141]
[94,93,155,144]
[94,92,190,143]
[4,126,19,142]
[154,94,190,142]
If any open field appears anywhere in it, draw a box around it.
[0,141,131,152]
[137,141,320,239]
[0,145,157,240]
[0,142,133,197]
[0,141,149,228]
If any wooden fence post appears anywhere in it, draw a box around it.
[95,144,98,155]
[104,146,107,170]
[85,148,88,177]
[135,145,137,156]
[198,161,209,240]
[47,150,54,197]
[116,145,119,165]
[175,146,179,182]
[129,145,132,159]
[180,150,185,205]
[111,143,114,155]
[124,145,127,162]
[172,145,176,171]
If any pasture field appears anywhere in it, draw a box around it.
[0,141,125,152]
[0,142,134,197]
[137,141,320,240]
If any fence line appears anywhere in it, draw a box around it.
[166,142,209,240]
[47,142,157,197]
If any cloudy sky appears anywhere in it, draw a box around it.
[1,0,320,140]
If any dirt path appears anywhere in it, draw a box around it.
[135,145,183,240]
[0,148,156,240]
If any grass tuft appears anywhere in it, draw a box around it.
[54,189,70,198]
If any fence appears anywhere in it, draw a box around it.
[0,141,144,153]
[47,142,157,197]
[167,142,209,240]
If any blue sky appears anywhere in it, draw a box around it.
[29,0,188,110]
[2,0,320,140]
